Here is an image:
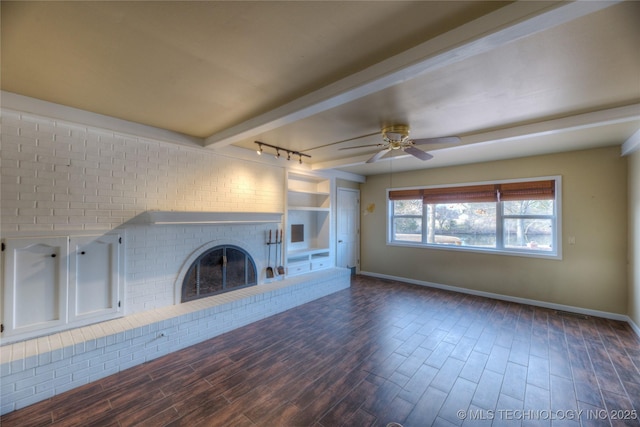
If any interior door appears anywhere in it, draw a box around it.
[337,188,360,272]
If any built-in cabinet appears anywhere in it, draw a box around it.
[68,234,123,323]
[2,237,69,336]
[1,233,124,343]
[285,172,334,276]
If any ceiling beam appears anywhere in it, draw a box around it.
[313,103,640,170]
[622,128,640,156]
[459,103,640,147]
[203,0,621,149]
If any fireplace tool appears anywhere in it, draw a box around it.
[277,229,285,275]
[266,230,274,278]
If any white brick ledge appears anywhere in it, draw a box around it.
[0,268,351,415]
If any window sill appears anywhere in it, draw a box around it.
[387,240,562,260]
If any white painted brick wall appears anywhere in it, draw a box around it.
[1,109,286,314]
[1,110,283,234]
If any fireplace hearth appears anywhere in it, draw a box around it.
[182,245,257,302]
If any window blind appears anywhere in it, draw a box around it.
[388,189,423,200]
[422,184,498,204]
[498,180,555,201]
[389,179,556,204]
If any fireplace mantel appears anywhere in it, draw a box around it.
[143,211,283,225]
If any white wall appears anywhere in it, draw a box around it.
[1,108,285,314]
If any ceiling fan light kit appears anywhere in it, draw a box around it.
[336,124,460,163]
[381,124,411,144]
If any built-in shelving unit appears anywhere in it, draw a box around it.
[285,171,334,276]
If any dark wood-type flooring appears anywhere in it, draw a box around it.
[3,275,640,427]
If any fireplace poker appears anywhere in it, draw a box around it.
[266,230,274,278]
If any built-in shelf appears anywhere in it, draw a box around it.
[287,189,330,196]
[287,188,330,210]
[143,211,283,225]
[287,247,331,257]
[288,207,330,212]
[287,173,331,194]
[286,172,334,277]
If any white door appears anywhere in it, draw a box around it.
[337,188,359,272]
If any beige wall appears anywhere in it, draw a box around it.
[337,178,360,190]
[360,146,628,314]
[629,149,640,325]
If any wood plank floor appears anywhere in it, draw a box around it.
[3,275,640,427]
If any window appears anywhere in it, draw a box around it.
[388,177,560,258]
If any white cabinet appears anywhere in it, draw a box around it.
[2,233,124,342]
[69,234,123,323]
[285,172,334,276]
[2,237,68,336]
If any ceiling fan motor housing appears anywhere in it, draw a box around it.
[382,124,411,144]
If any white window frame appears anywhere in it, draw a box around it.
[387,176,562,260]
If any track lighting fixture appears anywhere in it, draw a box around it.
[254,141,311,164]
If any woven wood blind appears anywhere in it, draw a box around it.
[390,179,556,204]
[388,189,423,200]
[422,184,498,204]
[498,180,555,201]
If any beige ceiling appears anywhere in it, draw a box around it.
[2,1,639,177]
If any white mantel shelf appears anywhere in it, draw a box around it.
[143,211,283,225]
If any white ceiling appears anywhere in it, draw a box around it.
[2,1,639,178]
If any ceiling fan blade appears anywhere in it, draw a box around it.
[339,143,385,150]
[404,146,434,161]
[303,131,380,152]
[411,136,461,145]
[366,149,391,163]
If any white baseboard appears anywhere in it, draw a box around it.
[626,316,640,338]
[360,271,637,337]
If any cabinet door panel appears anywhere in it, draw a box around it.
[69,234,121,321]
[3,237,68,334]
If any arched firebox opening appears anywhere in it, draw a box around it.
[181,245,257,302]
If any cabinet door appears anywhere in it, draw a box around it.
[68,234,122,322]
[2,237,68,336]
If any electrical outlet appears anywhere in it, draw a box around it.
[568,236,576,245]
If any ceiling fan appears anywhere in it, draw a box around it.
[338,124,460,163]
